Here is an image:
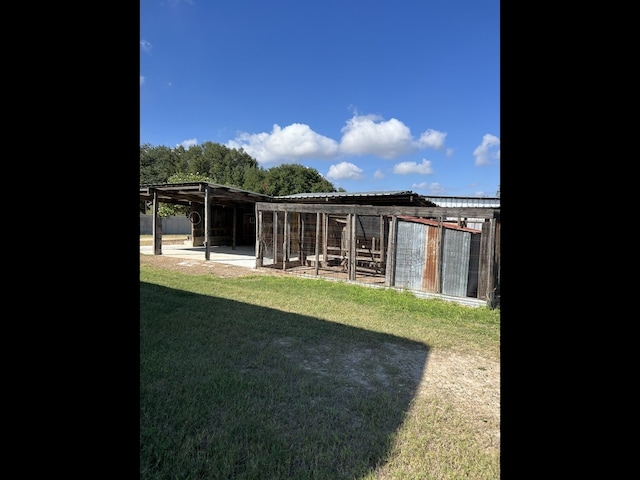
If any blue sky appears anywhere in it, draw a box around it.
[140,0,500,197]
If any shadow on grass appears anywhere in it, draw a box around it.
[140,282,429,480]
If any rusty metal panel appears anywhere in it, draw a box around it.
[393,221,426,290]
[422,224,439,292]
[441,229,471,296]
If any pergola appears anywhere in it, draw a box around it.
[140,182,272,259]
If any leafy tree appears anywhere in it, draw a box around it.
[260,164,338,196]
[242,165,268,193]
[140,142,343,205]
[139,144,185,184]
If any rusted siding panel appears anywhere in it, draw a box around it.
[422,224,439,292]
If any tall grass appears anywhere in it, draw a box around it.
[140,264,499,479]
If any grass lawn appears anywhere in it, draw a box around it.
[140,262,500,479]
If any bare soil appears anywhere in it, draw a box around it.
[140,253,500,453]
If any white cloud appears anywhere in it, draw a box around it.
[227,123,339,165]
[393,158,433,175]
[178,138,198,148]
[339,114,414,158]
[373,170,385,179]
[140,40,152,53]
[326,162,364,180]
[226,114,448,165]
[140,76,145,86]
[417,128,447,150]
[473,134,500,166]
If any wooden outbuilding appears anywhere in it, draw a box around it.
[140,182,500,306]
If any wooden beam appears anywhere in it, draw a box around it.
[349,214,356,281]
[386,215,397,286]
[255,202,499,219]
[255,209,263,268]
[273,211,278,268]
[283,211,288,270]
[315,213,320,275]
[232,207,237,250]
[204,185,210,261]
[152,189,162,255]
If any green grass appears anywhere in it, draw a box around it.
[141,264,500,479]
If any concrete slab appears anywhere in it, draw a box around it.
[140,244,257,269]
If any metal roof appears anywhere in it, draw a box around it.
[139,182,271,208]
[274,190,436,207]
[423,196,500,208]
[277,190,415,199]
[139,182,499,210]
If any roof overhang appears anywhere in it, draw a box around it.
[139,182,272,208]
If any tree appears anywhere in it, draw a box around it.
[140,142,342,199]
[260,164,338,196]
[139,144,185,184]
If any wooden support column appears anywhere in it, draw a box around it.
[204,185,210,261]
[478,218,497,302]
[349,214,357,281]
[152,189,162,255]
[435,216,444,294]
[273,211,278,268]
[386,215,397,286]
[322,213,328,266]
[283,211,288,270]
[315,212,321,275]
[300,213,306,265]
[232,207,237,250]
[379,215,385,268]
[255,208,263,268]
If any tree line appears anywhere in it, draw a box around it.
[140,142,343,196]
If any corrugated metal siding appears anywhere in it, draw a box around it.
[441,229,471,296]
[423,224,438,292]
[426,196,500,208]
[391,216,483,299]
[392,221,426,290]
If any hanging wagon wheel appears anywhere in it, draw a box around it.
[188,211,201,225]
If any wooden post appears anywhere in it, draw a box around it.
[300,213,305,265]
[232,207,237,250]
[478,218,497,302]
[379,215,385,268]
[283,210,288,270]
[315,212,321,275]
[152,189,162,255]
[255,208,263,268]
[386,215,397,286]
[204,185,210,261]
[349,214,357,281]
[435,216,443,293]
[322,213,328,267]
[273,211,278,267]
